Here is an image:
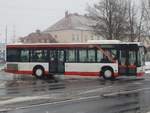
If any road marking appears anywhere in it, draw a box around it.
[102,87,150,97]
[13,95,100,111]
[132,82,143,85]
[78,86,112,95]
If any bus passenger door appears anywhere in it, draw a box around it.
[118,50,128,75]
[49,50,65,74]
[57,50,65,73]
[49,50,57,73]
[118,50,137,76]
[128,50,137,75]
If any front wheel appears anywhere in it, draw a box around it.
[33,66,45,79]
[101,68,115,80]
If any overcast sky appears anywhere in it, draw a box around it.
[0,0,97,43]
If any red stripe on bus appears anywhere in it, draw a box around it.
[114,72,119,77]
[118,65,127,68]
[5,69,120,77]
[65,72,119,77]
[5,70,33,74]
[14,71,33,74]
[136,72,145,76]
[119,65,136,68]
[5,70,49,75]
[128,65,136,68]
[65,72,99,76]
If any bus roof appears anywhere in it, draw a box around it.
[7,40,144,46]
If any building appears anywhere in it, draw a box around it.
[20,30,57,43]
[0,43,5,62]
[44,11,102,43]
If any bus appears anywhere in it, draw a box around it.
[5,40,145,80]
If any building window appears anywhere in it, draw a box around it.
[72,34,75,41]
[47,40,49,43]
[26,39,29,43]
[77,34,80,41]
[84,35,88,42]
[55,35,57,38]
[91,36,94,40]
[72,34,80,42]
[41,40,45,43]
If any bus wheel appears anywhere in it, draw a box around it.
[101,68,115,80]
[33,66,45,79]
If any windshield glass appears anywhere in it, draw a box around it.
[129,50,136,65]
[137,47,145,66]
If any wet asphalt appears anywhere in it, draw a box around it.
[0,72,150,113]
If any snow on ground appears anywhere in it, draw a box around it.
[0,95,59,105]
[146,62,150,74]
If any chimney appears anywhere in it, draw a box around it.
[36,29,41,34]
[65,11,69,17]
[74,13,79,16]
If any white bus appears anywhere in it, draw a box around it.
[5,40,145,80]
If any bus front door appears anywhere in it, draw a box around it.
[118,50,137,76]
[49,50,65,74]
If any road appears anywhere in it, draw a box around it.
[0,72,150,113]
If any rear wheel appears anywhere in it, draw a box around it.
[101,68,115,80]
[33,66,45,79]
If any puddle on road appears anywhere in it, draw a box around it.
[101,88,150,113]
[0,72,150,113]
[0,74,65,97]
[0,73,145,97]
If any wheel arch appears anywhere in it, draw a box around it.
[101,66,114,72]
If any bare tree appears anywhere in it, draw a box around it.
[87,0,129,40]
[142,0,150,37]
[87,0,149,42]
[126,0,138,42]
[137,0,145,41]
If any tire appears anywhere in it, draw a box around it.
[33,66,45,79]
[101,68,115,80]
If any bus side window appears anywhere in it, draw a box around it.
[20,49,29,62]
[88,49,95,62]
[31,49,45,62]
[97,50,103,62]
[7,49,20,62]
[66,49,77,62]
[79,49,87,62]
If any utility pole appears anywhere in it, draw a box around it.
[5,25,8,62]
[13,25,16,43]
[5,25,7,44]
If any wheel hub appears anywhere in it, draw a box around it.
[36,69,43,77]
[104,70,112,78]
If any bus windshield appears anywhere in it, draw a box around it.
[137,47,145,67]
